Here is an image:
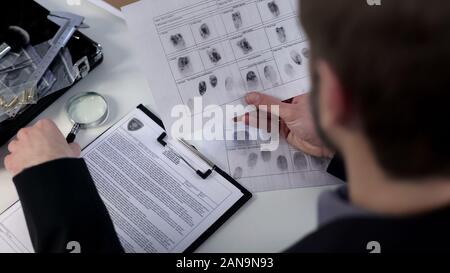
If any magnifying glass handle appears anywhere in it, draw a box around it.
[66,123,81,144]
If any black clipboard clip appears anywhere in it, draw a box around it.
[157,132,217,179]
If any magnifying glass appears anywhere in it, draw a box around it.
[65,92,109,143]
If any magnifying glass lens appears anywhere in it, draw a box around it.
[66,92,109,143]
[68,93,108,125]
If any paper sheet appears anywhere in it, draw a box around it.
[123,0,343,192]
[0,202,33,253]
[123,0,311,127]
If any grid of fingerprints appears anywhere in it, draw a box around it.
[153,0,309,113]
[224,130,331,189]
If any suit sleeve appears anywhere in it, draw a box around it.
[13,158,124,253]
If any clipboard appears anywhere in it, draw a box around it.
[84,104,252,253]
[136,104,252,252]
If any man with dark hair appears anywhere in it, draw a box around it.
[245,0,450,252]
[4,0,450,252]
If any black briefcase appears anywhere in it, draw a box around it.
[0,0,103,146]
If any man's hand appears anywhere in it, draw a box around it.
[243,92,334,158]
[4,119,81,177]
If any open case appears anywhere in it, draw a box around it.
[0,0,103,146]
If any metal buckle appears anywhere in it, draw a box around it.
[74,56,90,79]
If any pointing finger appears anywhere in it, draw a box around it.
[245,92,296,121]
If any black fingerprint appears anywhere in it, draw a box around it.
[261,151,272,162]
[284,63,294,76]
[232,11,243,29]
[225,76,234,91]
[264,65,278,83]
[268,1,280,17]
[200,23,210,39]
[247,152,258,167]
[276,26,286,43]
[207,48,222,64]
[209,75,218,88]
[233,167,243,179]
[237,38,253,54]
[293,152,308,170]
[178,56,190,72]
[199,81,207,96]
[246,71,258,88]
[170,33,185,48]
[290,50,302,65]
[276,155,288,170]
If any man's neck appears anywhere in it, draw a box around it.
[341,135,450,216]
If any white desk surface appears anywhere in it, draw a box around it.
[0,0,337,253]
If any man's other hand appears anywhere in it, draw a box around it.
[243,92,333,158]
[5,119,81,177]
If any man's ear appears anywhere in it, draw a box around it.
[317,60,351,127]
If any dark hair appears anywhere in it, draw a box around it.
[300,0,450,178]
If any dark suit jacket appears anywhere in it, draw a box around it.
[13,157,450,253]
[14,159,124,253]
